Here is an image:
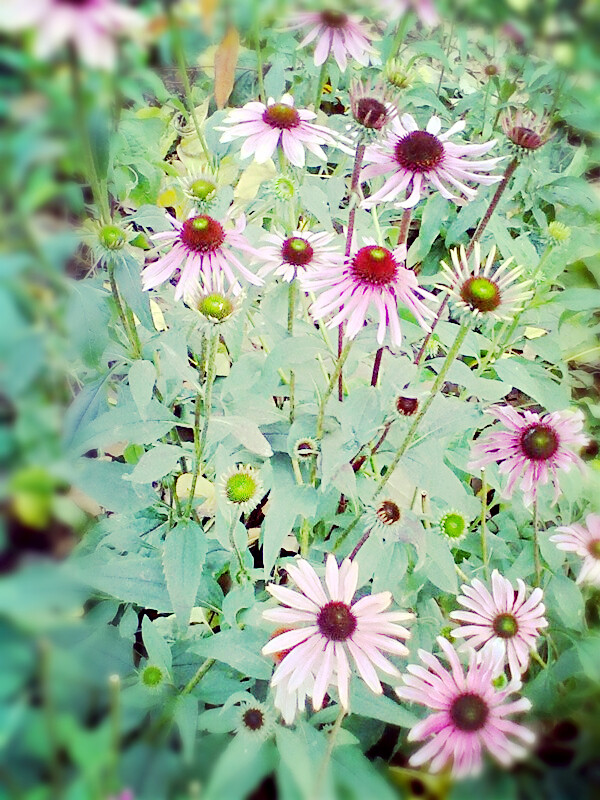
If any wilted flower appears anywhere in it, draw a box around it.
[292,437,319,460]
[362,114,502,209]
[364,498,404,539]
[348,80,396,141]
[219,465,264,515]
[469,405,588,507]
[450,570,548,676]
[550,513,600,587]
[256,229,343,282]
[438,243,533,324]
[302,239,436,347]
[501,108,553,152]
[141,213,261,300]
[290,11,377,72]
[219,94,340,168]
[0,0,144,70]
[396,637,535,777]
[262,554,413,711]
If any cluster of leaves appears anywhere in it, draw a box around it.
[1,1,600,799]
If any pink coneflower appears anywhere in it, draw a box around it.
[219,94,339,168]
[450,570,548,677]
[290,11,377,72]
[502,108,553,153]
[362,114,502,209]
[376,0,439,26]
[262,554,413,711]
[438,243,533,324]
[256,229,343,282]
[141,213,261,301]
[396,636,535,778]
[469,405,588,507]
[348,79,396,142]
[550,513,600,587]
[0,0,143,70]
[301,239,435,346]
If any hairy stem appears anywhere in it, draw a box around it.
[316,340,354,443]
[182,658,216,695]
[480,470,489,579]
[288,281,296,423]
[532,497,541,587]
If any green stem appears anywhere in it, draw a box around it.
[299,518,311,558]
[316,340,354,442]
[288,281,296,423]
[165,2,212,165]
[332,512,363,553]
[312,707,346,800]
[40,641,63,799]
[254,13,266,104]
[229,516,249,581]
[375,322,470,499]
[389,13,411,59]
[532,497,541,587]
[186,330,219,516]
[480,470,489,579]
[108,261,142,359]
[108,675,121,796]
[314,62,328,111]
[182,658,216,695]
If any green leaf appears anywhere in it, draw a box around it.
[128,359,156,420]
[72,554,172,610]
[128,444,183,484]
[546,574,584,630]
[66,283,110,368]
[350,680,418,728]
[210,416,273,457]
[114,252,155,331]
[192,628,272,680]
[71,458,156,513]
[141,615,172,672]
[162,520,208,628]
[63,371,112,449]
[420,532,458,594]
[276,726,315,799]
[493,357,570,410]
[173,694,199,764]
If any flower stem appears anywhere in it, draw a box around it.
[254,15,266,104]
[288,280,296,423]
[229,516,249,581]
[165,2,212,166]
[480,470,489,579]
[108,674,121,796]
[414,157,518,366]
[312,706,346,800]
[349,527,373,560]
[182,658,216,695]
[314,61,328,111]
[375,321,470,499]
[316,340,354,443]
[108,260,142,359]
[186,329,219,517]
[532,497,541,587]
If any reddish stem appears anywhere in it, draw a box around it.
[414,156,519,366]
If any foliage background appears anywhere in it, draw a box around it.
[0,0,599,798]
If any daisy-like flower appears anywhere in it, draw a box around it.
[141,213,261,301]
[396,636,535,778]
[267,627,315,725]
[348,79,396,142]
[302,240,436,347]
[0,0,143,70]
[219,465,264,515]
[376,0,439,26]
[438,510,469,545]
[362,114,502,209]
[256,229,343,282]
[219,94,339,169]
[550,513,600,587]
[438,243,533,324]
[235,699,276,740]
[262,554,413,710]
[469,405,588,507]
[502,108,553,153]
[450,570,548,677]
[290,11,377,72]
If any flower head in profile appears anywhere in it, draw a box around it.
[348,80,396,142]
[141,213,261,301]
[219,465,264,515]
[438,243,533,324]
[219,94,340,168]
[450,570,548,676]
[256,229,343,282]
[550,513,600,587]
[262,554,413,712]
[362,114,502,209]
[0,0,143,70]
[179,169,218,211]
[290,11,377,72]
[302,239,436,347]
[396,636,535,778]
[502,108,553,153]
[469,405,588,507]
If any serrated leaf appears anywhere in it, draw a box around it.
[162,520,207,628]
[71,554,171,610]
[114,252,155,331]
[192,628,272,680]
[128,444,183,484]
[128,359,156,420]
[214,27,239,109]
[211,416,273,457]
[70,400,177,455]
